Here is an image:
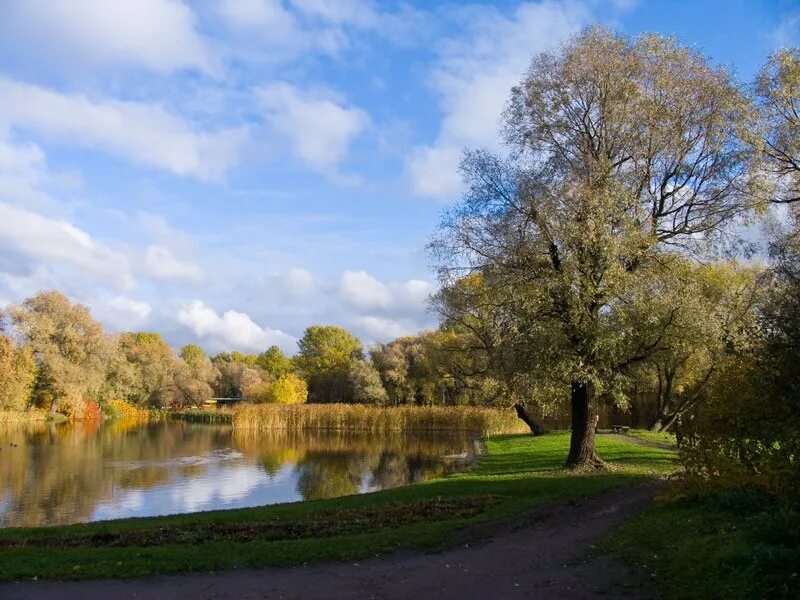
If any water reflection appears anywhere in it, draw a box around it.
[0,421,476,528]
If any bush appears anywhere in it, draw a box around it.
[267,374,308,405]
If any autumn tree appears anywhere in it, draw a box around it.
[755,48,800,205]
[430,27,755,467]
[174,344,217,407]
[621,260,761,431]
[10,291,107,415]
[349,359,389,404]
[115,332,180,407]
[296,325,363,403]
[0,329,36,411]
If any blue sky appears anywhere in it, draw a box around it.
[0,0,796,354]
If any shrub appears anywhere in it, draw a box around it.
[267,374,308,405]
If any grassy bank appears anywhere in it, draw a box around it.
[606,490,800,599]
[230,403,530,435]
[0,433,676,581]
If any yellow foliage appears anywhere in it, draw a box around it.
[106,399,150,422]
[267,374,308,405]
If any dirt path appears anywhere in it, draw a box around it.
[604,432,676,451]
[0,483,661,600]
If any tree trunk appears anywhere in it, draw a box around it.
[566,381,603,468]
[514,403,543,435]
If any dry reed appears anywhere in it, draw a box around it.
[0,409,49,423]
[231,404,528,436]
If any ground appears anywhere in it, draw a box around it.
[0,433,678,598]
[0,483,662,600]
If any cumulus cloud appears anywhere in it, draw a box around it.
[339,270,434,311]
[0,77,247,181]
[281,267,318,296]
[142,246,203,282]
[0,0,215,74]
[0,201,134,288]
[257,82,370,174]
[408,2,588,200]
[353,315,416,342]
[177,300,296,353]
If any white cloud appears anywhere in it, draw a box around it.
[0,0,215,74]
[177,300,296,353]
[0,201,134,288]
[408,2,588,200]
[282,267,317,296]
[109,296,152,320]
[0,136,51,209]
[257,82,370,173]
[340,270,434,311]
[289,0,379,27]
[340,270,392,309]
[353,315,415,342]
[142,246,203,282]
[0,77,247,181]
[91,295,153,330]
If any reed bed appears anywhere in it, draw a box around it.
[170,409,234,425]
[0,409,49,423]
[231,403,528,436]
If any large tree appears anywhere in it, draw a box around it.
[10,291,107,415]
[430,27,755,467]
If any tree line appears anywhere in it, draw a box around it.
[0,293,504,418]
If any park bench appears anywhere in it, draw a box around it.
[610,425,630,433]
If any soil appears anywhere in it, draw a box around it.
[0,483,662,600]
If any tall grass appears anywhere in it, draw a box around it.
[171,409,233,425]
[231,403,528,436]
[0,409,49,423]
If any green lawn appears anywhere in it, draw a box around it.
[0,432,677,581]
[605,490,800,599]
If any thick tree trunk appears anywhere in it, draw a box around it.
[565,381,604,468]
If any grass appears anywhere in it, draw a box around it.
[0,432,676,581]
[605,490,800,599]
[231,403,530,435]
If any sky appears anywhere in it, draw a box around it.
[0,0,797,355]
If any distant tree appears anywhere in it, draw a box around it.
[10,291,107,416]
[349,359,389,404]
[116,332,178,408]
[430,27,756,467]
[755,48,800,204]
[214,359,270,399]
[0,332,36,411]
[296,325,363,403]
[257,345,293,378]
[174,344,217,407]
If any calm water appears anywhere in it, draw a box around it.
[0,420,478,528]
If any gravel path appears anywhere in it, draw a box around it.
[0,483,661,600]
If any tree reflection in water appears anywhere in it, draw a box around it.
[0,421,476,527]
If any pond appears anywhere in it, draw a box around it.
[0,420,479,528]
